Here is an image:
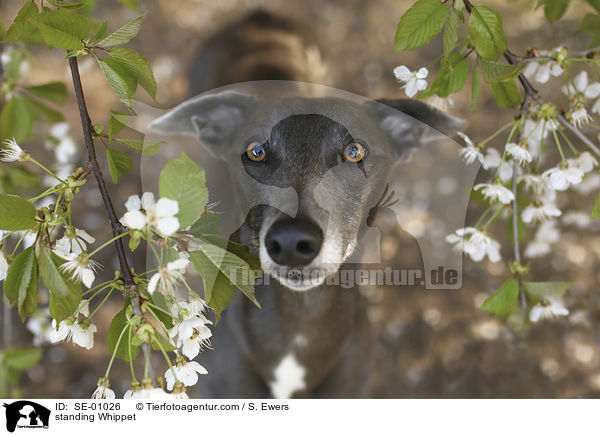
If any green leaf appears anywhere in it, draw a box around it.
[471,60,481,109]
[580,14,600,35]
[585,0,600,14]
[3,2,39,42]
[523,281,572,301]
[2,347,42,370]
[117,0,141,11]
[4,247,39,321]
[200,234,262,271]
[25,97,65,123]
[159,152,208,227]
[108,47,156,99]
[189,213,221,235]
[36,244,81,322]
[189,239,261,309]
[540,0,571,22]
[591,191,600,219]
[27,82,67,105]
[480,278,519,315]
[491,79,521,109]
[98,58,135,108]
[106,147,132,183]
[431,54,469,97]
[0,97,33,143]
[114,138,166,155]
[30,9,89,50]
[0,194,37,231]
[96,11,147,47]
[468,5,507,60]
[150,331,176,352]
[108,110,129,141]
[480,59,525,83]
[106,308,139,362]
[443,6,459,58]
[92,20,107,41]
[394,0,447,51]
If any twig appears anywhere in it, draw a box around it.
[68,56,154,376]
[557,113,600,158]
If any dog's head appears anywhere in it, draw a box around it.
[149,89,465,291]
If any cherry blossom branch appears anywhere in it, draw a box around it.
[557,113,600,158]
[68,56,154,377]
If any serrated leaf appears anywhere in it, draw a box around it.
[114,138,166,155]
[4,247,39,321]
[443,6,459,58]
[200,234,262,271]
[480,59,525,83]
[523,281,572,301]
[541,0,571,22]
[106,307,139,362]
[27,82,67,105]
[468,5,507,60]
[491,79,521,109]
[394,0,447,51]
[2,347,42,370]
[159,152,208,227]
[0,194,37,231]
[96,11,147,47]
[480,278,519,315]
[30,9,89,50]
[26,97,65,123]
[98,58,134,108]
[108,47,156,99]
[189,213,221,235]
[585,0,600,14]
[471,60,481,109]
[3,2,39,42]
[1,97,33,143]
[431,54,469,97]
[36,244,81,321]
[591,191,600,219]
[106,147,132,183]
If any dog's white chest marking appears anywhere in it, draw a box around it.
[269,353,306,399]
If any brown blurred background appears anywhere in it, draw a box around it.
[2,0,600,398]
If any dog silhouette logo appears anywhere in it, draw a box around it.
[3,401,50,432]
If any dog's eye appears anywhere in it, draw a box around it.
[344,142,367,163]
[246,141,266,162]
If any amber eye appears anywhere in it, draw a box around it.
[246,141,266,162]
[344,142,367,163]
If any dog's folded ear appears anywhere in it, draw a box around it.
[366,99,467,161]
[148,90,257,158]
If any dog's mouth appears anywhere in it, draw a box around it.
[264,266,330,291]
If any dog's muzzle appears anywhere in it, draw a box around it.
[264,217,323,266]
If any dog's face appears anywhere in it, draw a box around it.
[149,89,465,291]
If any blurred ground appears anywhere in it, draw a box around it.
[2,0,600,398]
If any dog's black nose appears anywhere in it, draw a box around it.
[265,218,323,266]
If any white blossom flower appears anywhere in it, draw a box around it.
[524,221,560,258]
[393,65,428,98]
[446,227,501,263]
[49,301,97,350]
[0,138,27,162]
[165,360,208,391]
[26,310,54,346]
[529,297,569,322]
[147,258,190,294]
[521,202,561,223]
[523,60,563,84]
[562,211,591,228]
[543,165,584,191]
[522,118,558,156]
[120,193,180,236]
[505,142,532,165]
[124,386,170,399]
[92,385,115,399]
[568,152,597,174]
[53,229,95,259]
[571,106,592,128]
[59,253,99,288]
[429,95,454,110]
[169,302,212,359]
[474,183,514,204]
[562,71,591,96]
[0,251,7,281]
[70,323,97,349]
[457,132,484,165]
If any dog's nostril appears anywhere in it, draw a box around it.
[264,217,323,267]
